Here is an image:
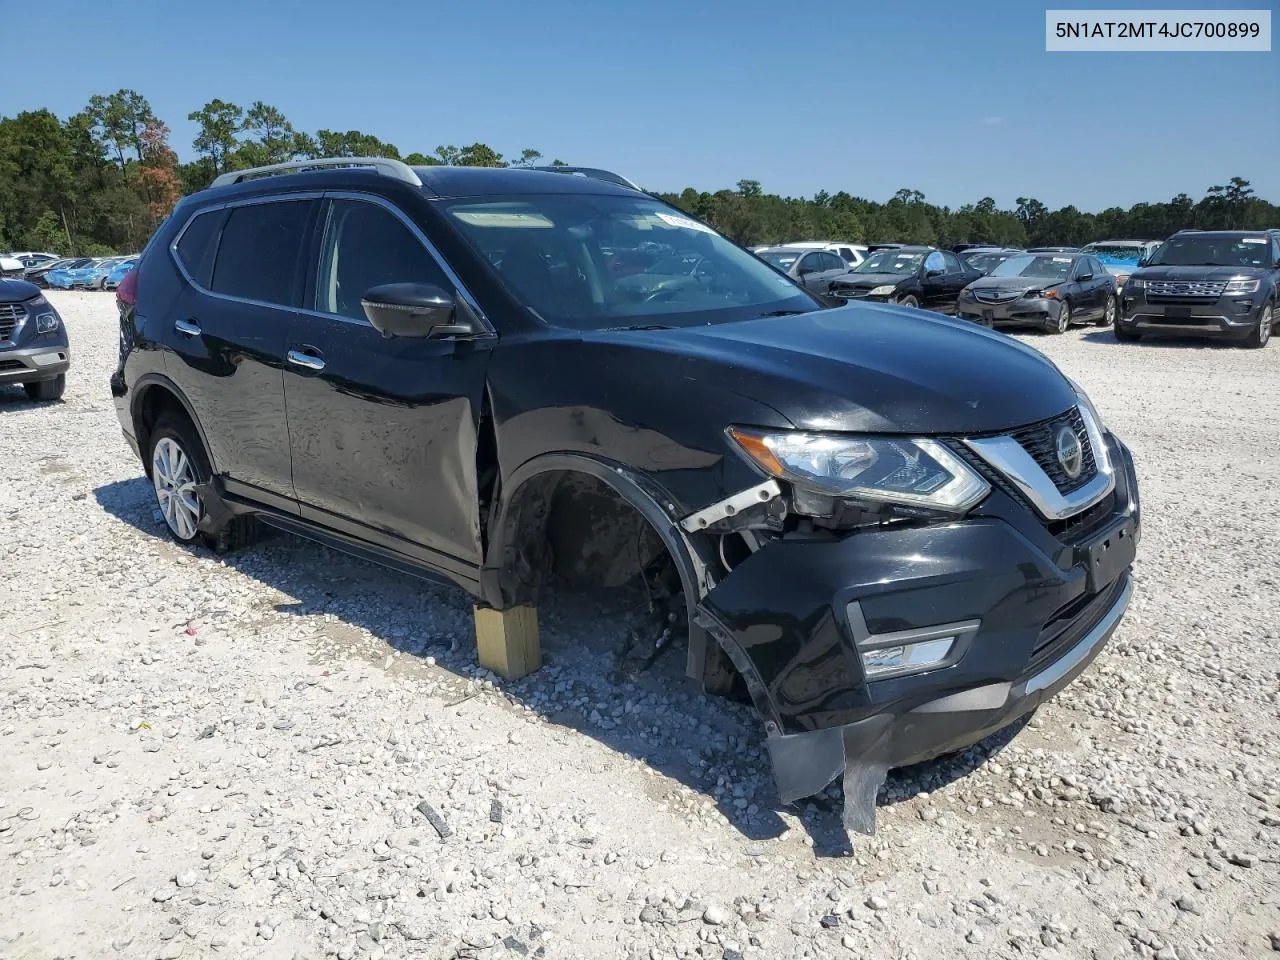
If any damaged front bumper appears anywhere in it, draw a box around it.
[691,436,1140,834]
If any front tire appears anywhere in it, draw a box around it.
[897,294,920,309]
[147,414,258,551]
[1097,296,1116,327]
[1243,303,1273,349]
[1051,301,1071,333]
[23,375,65,402]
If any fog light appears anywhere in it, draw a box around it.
[862,638,956,677]
[847,602,980,681]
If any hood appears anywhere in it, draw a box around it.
[1131,264,1268,282]
[0,278,40,303]
[583,304,1075,435]
[831,272,911,290]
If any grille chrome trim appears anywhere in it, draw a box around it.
[0,302,25,342]
[1146,279,1226,299]
[963,404,1115,521]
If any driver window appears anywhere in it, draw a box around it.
[315,199,450,321]
[820,252,843,271]
[941,252,964,273]
[798,253,820,274]
[924,251,945,272]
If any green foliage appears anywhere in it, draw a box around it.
[3,88,1277,261]
[24,211,67,253]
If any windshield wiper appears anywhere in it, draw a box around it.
[606,323,674,331]
[752,309,808,319]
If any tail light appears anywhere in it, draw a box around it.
[116,267,138,306]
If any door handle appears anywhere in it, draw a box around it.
[174,319,201,337]
[287,349,326,371]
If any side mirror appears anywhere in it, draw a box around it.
[925,269,943,278]
[797,264,815,276]
[1136,258,1150,268]
[361,282,473,339]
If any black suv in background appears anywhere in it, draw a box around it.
[829,246,982,313]
[1118,229,1279,347]
[111,158,1139,834]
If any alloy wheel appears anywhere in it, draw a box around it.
[1056,302,1071,333]
[1103,298,1115,326]
[152,437,201,540]
[1260,305,1272,346]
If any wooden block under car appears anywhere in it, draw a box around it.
[473,605,541,679]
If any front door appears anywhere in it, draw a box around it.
[162,197,318,511]
[283,195,494,573]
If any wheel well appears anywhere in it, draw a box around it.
[495,470,671,606]
[133,385,192,473]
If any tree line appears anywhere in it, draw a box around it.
[1,88,1276,257]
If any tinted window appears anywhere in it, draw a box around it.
[210,200,314,306]
[1272,237,1280,264]
[175,209,224,288]
[818,252,843,271]
[315,199,450,321]
[798,253,822,274]
[941,252,964,273]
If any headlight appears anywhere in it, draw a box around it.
[1224,279,1260,294]
[868,285,897,297]
[728,428,990,513]
[28,294,49,308]
[36,313,59,333]
[1067,377,1105,431]
[1126,278,1146,290]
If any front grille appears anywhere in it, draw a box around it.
[833,288,869,299]
[1146,279,1225,300]
[974,289,1019,303]
[1046,489,1115,542]
[1030,575,1127,672]
[0,302,24,342]
[1010,407,1097,496]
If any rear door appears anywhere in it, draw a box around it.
[795,252,827,292]
[163,196,317,511]
[283,193,495,575]
[919,250,950,309]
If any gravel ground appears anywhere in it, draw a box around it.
[2,291,1278,960]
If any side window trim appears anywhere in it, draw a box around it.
[317,190,494,336]
[169,191,324,312]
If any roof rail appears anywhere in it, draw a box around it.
[210,156,423,189]
[530,165,642,191]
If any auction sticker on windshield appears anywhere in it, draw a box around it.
[654,212,717,234]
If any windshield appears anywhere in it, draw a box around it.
[967,251,1017,273]
[1146,235,1270,268]
[1083,244,1143,260]
[758,250,801,269]
[853,250,925,274]
[991,254,1076,280]
[442,196,815,329]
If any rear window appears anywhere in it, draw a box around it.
[210,200,314,306]
[175,209,225,288]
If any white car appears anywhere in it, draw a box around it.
[0,255,24,279]
[773,240,867,267]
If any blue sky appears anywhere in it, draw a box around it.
[4,0,1276,210]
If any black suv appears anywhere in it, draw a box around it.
[1118,229,1280,347]
[829,246,982,313]
[110,159,1140,833]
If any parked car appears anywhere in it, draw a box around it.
[46,257,119,289]
[957,253,1117,332]
[1116,228,1279,347]
[828,246,982,312]
[960,247,1024,275]
[754,246,851,294]
[774,241,867,267]
[102,258,138,291]
[111,158,1139,834]
[1027,246,1080,253]
[0,256,23,279]
[0,277,70,400]
[4,251,61,272]
[1079,240,1161,290]
[28,257,92,288]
